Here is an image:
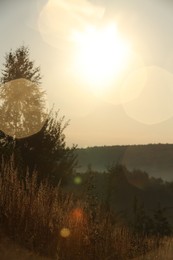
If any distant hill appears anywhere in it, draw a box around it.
[75,144,173,180]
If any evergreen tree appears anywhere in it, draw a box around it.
[0,45,77,185]
[132,199,171,237]
[1,45,41,84]
[153,205,171,236]
[0,45,45,138]
[105,164,128,210]
[132,198,154,236]
[16,110,77,185]
[0,78,46,138]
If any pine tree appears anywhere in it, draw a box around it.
[153,205,171,236]
[1,45,41,84]
[0,45,45,138]
[132,198,154,236]
[0,45,77,185]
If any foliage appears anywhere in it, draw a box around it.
[0,45,76,185]
[76,144,173,180]
[133,198,155,236]
[132,198,172,237]
[153,205,172,236]
[105,164,129,210]
[0,160,162,259]
[1,45,41,84]
[0,78,46,138]
[0,45,45,138]
[15,110,77,185]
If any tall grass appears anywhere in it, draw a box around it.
[0,158,163,259]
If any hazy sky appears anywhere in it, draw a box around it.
[1,0,173,147]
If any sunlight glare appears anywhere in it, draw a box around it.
[38,0,105,50]
[73,24,131,93]
[122,66,173,125]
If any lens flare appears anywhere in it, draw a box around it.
[60,227,71,238]
[0,78,48,138]
[74,176,82,185]
[71,208,84,223]
[38,0,105,50]
[73,23,131,93]
[122,66,173,125]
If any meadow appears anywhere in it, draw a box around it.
[0,157,170,260]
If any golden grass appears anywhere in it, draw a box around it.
[133,237,173,260]
[0,158,165,259]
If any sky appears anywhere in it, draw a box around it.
[1,0,173,147]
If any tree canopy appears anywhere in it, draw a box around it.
[0,45,46,138]
[1,45,41,84]
[0,45,77,185]
[0,78,47,138]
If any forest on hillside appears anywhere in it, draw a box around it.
[76,144,173,180]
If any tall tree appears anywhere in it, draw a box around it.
[1,45,41,84]
[0,45,46,138]
[0,45,77,185]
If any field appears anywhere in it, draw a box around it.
[0,159,171,259]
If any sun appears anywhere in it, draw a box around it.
[73,23,131,93]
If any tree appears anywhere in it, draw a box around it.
[0,45,46,138]
[0,45,77,185]
[132,198,154,236]
[15,110,77,185]
[105,164,128,210]
[1,45,41,84]
[153,205,171,236]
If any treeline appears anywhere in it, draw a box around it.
[76,144,173,180]
[71,165,173,225]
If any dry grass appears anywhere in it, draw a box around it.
[0,158,166,259]
[133,237,173,260]
[0,231,50,260]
